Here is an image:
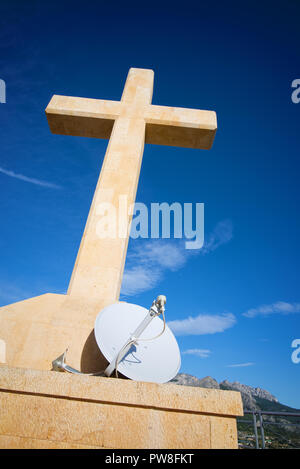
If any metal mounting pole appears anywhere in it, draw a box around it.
[259,412,266,449]
[253,412,259,449]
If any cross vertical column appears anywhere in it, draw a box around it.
[67,69,154,306]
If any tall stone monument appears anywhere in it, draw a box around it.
[0,68,243,449]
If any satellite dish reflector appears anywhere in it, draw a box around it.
[94,302,181,383]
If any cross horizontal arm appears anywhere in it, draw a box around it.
[145,104,217,150]
[46,95,122,139]
[46,94,217,149]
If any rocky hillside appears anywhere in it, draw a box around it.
[220,379,277,402]
[171,374,219,390]
[220,379,277,412]
[170,373,297,412]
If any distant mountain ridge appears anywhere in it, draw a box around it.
[171,373,298,412]
[220,379,277,403]
[170,373,300,447]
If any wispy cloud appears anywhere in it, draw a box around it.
[121,266,162,297]
[168,313,236,336]
[128,240,186,271]
[201,219,233,255]
[182,348,212,358]
[0,281,67,307]
[243,301,300,318]
[121,219,233,297]
[0,167,62,189]
[226,362,255,368]
[121,239,187,296]
[0,283,32,306]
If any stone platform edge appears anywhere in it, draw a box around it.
[0,365,243,417]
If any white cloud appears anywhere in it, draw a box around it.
[226,362,255,368]
[168,313,236,336]
[243,301,300,318]
[121,219,233,297]
[129,240,186,271]
[182,348,212,358]
[121,239,186,296]
[121,266,161,296]
[0,166,62,189]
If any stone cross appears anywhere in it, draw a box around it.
[46,68,217,304]
[0,68,217,372]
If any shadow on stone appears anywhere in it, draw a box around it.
[80,329,108,373]
[81,329,128,379]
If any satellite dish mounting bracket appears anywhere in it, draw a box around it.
[104,295,166,377]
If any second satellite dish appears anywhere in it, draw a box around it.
[94,301,181,383]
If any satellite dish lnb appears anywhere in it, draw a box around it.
[94,297,181,383]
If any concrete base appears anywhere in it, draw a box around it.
[0,366,243,449]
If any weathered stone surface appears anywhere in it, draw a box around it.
[0,366,243,449]
[0,435,98,449]
[0,294,110,373]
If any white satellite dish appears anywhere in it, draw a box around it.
[52,295,181,384]
[94,300,181,383]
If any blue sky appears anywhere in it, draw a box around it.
[0,1,300,407]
